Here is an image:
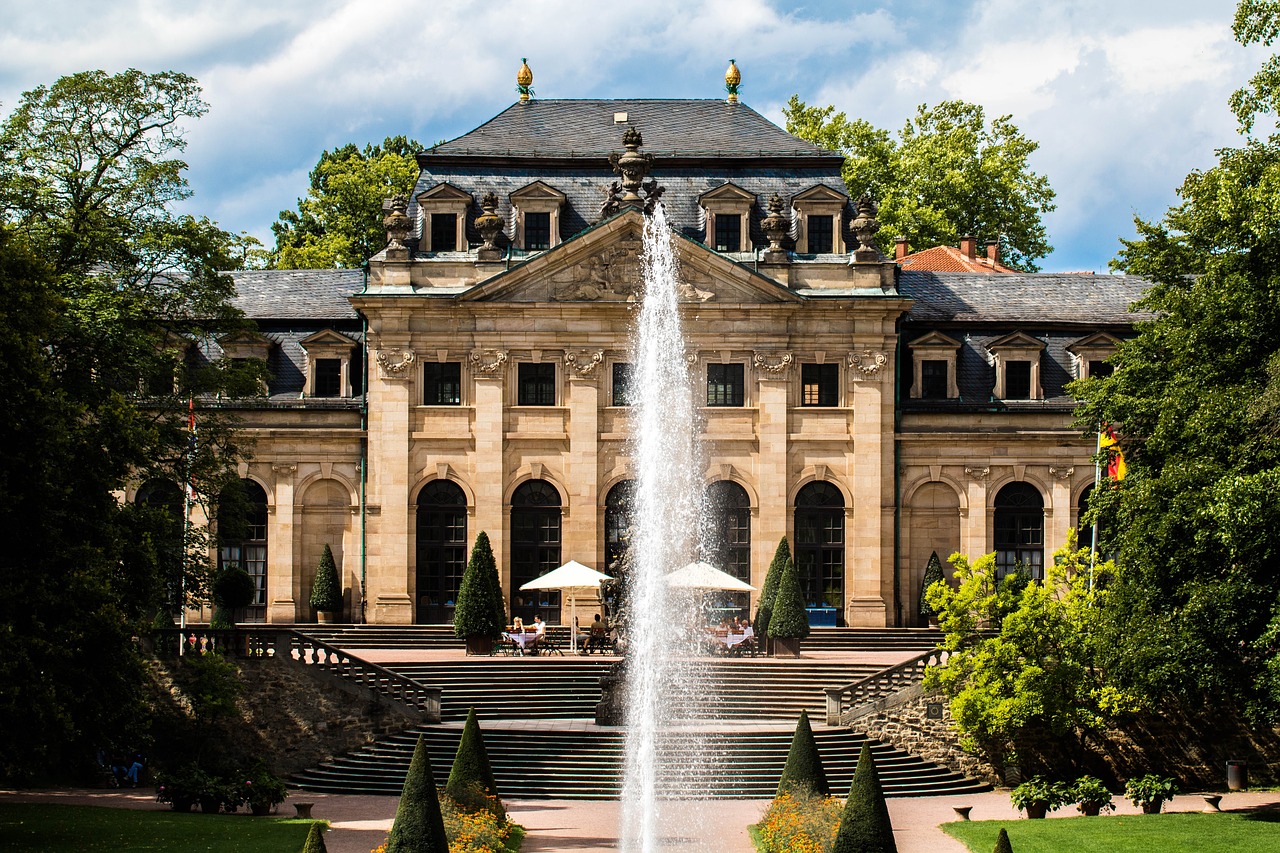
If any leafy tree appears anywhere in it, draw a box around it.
[271,136,422,269]
[446,707,502,819]
[1072,0,1280,724]
[309,543,342,615]
[387,734,449,853]
[918,551,945,622]
[784,96,1056,270]
[776,709,829,797]
[754,537,790,639]
[767,557,811,640]
[453,531,505,640]
[832,743,897,853]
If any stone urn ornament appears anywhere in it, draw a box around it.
[475,192,504,261]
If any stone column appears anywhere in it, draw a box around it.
[267,463,297,623]
[470,350,509,596]
[753,352,791,607]
[564,350,603,570]
[1047,464,1076,556]
[368,341,415,624]
[846,347,893,627]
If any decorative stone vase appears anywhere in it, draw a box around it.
[251,802,272,816]
[465,635,494,656]
[1079,803,1101,816]
[1024,802,1048,819]
[772,636,802,658]
[1141,799,1163,814]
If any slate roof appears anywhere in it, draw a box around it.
[899,272,1153,326]
[427,100,838,160]
[228,269,364,320]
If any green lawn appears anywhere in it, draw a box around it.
[0,802,318,853]
[943,812,1280,852]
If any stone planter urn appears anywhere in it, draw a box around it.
[1024,802,1048,819]
[1079,803,1102,817]
[465,635,494,656]
[251,803,272,816]
[1141,799,1164,814]
[316,611,336,624]
[772,636,802,658]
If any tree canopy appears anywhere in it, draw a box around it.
[784,97,1056,270]
[270,136,421,269]
[1072,0,1280,723]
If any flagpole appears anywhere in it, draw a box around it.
[180,397,195,656]
[1090,424,1105,592]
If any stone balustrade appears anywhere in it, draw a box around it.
[824,649,948,726]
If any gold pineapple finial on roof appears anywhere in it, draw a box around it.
[725,59,741,104]
[517,58,534,103]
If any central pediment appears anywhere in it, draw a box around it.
[460,209,802,304]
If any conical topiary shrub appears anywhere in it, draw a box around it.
[301,821,329,853]
[754,537,790,651]
[454,532,504,654]
[918,551,944,625]
[211,563,255,628]
[832,743,897,853]
[309,543,341,619]
[767,557,810,656]
[993,827,1013,853]
[776,709,829,797]
[446,707,501,811]
[386,735,449,853]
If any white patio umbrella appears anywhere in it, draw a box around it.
[519,560,613,651]
[666,561,757,592]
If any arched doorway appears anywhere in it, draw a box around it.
[415,480,468,624]
[994,481,1044,580]
[510,479,562,624]
[604,480,634,576]
[794,481,845,623]
[704,480,751,619]
[217,478,268,622]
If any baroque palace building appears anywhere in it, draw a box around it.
[152,69,1149,629]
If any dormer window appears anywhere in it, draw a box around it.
[510,181,566,251]
[300,329,358,398]
[1067,332,1121,380]
[907,332,961,400]
[698,183,755,254]
[217,330,273,397]
[792,184,849,254]
[416,183,472,252]
[987,332,1046,401]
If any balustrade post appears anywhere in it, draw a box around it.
[825,688,843,726]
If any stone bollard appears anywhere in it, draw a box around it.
[294,802,315,819]
[1202,795,1222,813]
[953,806,973,821]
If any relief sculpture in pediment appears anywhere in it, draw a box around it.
[554,246,640,301]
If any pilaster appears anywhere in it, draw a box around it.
[368,340,414,624]
[962,466,991,558]
[753,352,790,604]
[565,350,603,569]
[471,349,508,594]
[267,463,297,623]
[846,345,893,627]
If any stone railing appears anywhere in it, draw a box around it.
[824,649,948,726]
[150,627,441,722]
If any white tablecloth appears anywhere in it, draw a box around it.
[505,631,539,649]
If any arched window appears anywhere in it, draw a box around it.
[510,479,562,624]
[217,478,268,622]
[704,480,752,619]
[136,479,185,609]
[994,482,1044,580]
[415,480,468,624]
[794,481,844,620]
[604,481,634,576]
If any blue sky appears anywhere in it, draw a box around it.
[0,0,1265,271]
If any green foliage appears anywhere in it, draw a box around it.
[271,136,422,269]
[182,650,241,724]
[1072,775,1116,812]
[1009,776,1072,812]
[1125,774,1177,808]
[446,707,502,816]
[918,551,945,619]
[453,532,505,639]
[923,539,1137,759]
[1072,6,1280,724]
[754,537,790,638]
[992,827,1013,853]
[210,564,254,626]
[302,822,329,853]
[309,543,342,613]
[784,96,1055,270]
[154,763,214,810]
[387,735,449,853]
[239,761,288,810]
[832,743,897,853]
[777,709,830,797]
[756,788,840,853]
[768,557,811,640]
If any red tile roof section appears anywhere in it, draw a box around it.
[898,245,1017,273]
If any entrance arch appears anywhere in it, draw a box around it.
[510,479,562,624]
[415,480,468,624]
[994,481,1044,579]
[794,481,844,620]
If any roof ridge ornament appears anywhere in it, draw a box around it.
[605,128,664,216]
[382,195,413,260]
[849,192,882,263]
[517,58,534,103]
[761,193,790,263]
[725,59,741,104]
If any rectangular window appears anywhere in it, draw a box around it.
[524,212,551,250]
[801,363,838,406]
[349,348,364,396]
[313,358,341,397]
[517,362,556,406]
[1005,360,1032,399]
[714,214,742,252]
[423,362,462,405]
[706,363,744,407]
[921,360,948,399]
[430,213,457,252]
[612,362,634,407]
[1088,359,1113,379]
[807,215,834,254]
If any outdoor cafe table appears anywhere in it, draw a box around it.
[505,631,540,653]
[708,628,753,650]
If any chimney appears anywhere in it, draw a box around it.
[959,235,977,259]
[895,236,908,261]
[986,240,1000,265]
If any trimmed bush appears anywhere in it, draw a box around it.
[446,708,501,807]
[454,532,505,640]
[302,821,328,853]
[993,827,1013,853]
[211,563,255,627]
[832,743,897,853]
[386,735,449,853]
[918,551,944,620]
[309,543,341,614]
[768,557,810,640]
[754,537,790,638]
[776,709,829,797]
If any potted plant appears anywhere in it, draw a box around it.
[154,763,208,812]
[1126,774,1176,814]
[211,562,256,628]
[1010,776,1071,819]
[767,558,810,657]
[241,762,288,815]
[1071,775,1115,816]
[454,532,505,655]
[309,543,342,623]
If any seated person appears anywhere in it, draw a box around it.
[511,616,525,634]
[530,614,546,653]
[586,614,608,653]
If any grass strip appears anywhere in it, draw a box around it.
[942,811,1280,853]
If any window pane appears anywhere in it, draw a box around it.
[1005,361,1032,399]
[525,212,551,250]
[801,363,838,406]
[1088,360,1113,378]
[423,362,462,405]
[714,215,741,252]
[430,213,456,252]
[313,358,341,397]
[518,362,556,406]
[612,362,634,406]
[807,215,833,254]
[921,360,948,399]
[707,363,744,407]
